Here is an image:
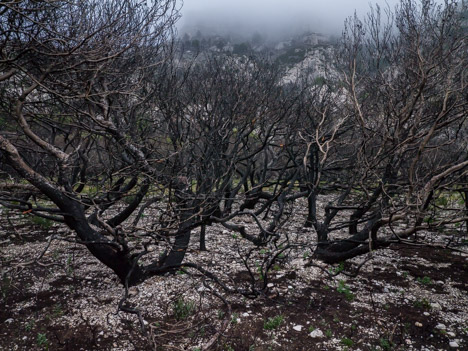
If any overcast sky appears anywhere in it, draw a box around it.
[177,0,407,35]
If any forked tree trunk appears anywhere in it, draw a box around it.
[63,200,146,285]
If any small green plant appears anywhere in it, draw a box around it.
[379,337,393,350]
[256,263,264,281]
[25,320,35,331]
[330,262,345,275]
[217,310,225,320]
[413,298,431,310]
[173,297,195,321]
[308,326,316,332]
[303,251,310,259]
[341,338,354,347]
[31,216,53,229]
[232,234,239,239]
[337,280,355,301]
[416,276,432,285]
[231,312,239,325]
[351,324,357,331]
[402,271,409,279]
[36,333,49,349]
[263,315,284,330]
[53,304,63,317]
[325,329,333,338]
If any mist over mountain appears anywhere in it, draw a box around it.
[177,0,405,38]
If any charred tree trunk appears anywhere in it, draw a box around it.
[463,188,468,235]
[304,189,317,228]
[107,179,150,227]
[0,136,146,286]
[63,200,146,286]
[159,205,194,267]
[199,224,207,251]
[158,180,195,268]
[314,212,382,264]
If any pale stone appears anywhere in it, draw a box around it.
[435,323,446,330]
[310,329,324,338]
[415,322,423,327]
[293,325,303,332]
[449,341,459,348]
[291,258,305,267]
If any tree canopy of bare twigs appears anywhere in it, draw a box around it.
[0,0,466,296]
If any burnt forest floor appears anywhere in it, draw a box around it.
[1,206,467,351]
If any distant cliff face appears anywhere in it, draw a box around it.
[177,29,342,87]
[282,46,339,84]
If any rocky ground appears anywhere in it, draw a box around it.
[1,206,467,351]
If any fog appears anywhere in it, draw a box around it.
[178,0,405,36]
